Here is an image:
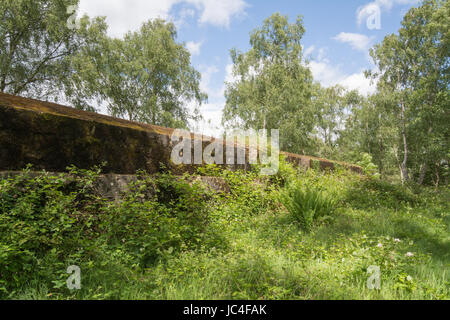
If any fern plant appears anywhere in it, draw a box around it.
[280,181,336,231]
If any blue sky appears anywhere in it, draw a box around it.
[78,0,420,135]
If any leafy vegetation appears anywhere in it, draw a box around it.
[280,181,336,231]
[0,0,448,301]
[0,0,206,126]
[223,1,448,186]
[1,161,448,300]
[0,166,213,298]
[1,0,448,185]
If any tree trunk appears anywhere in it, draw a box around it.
[378,137,384,176]
[0,71,6,92]
[400,100,409,183]
[393,146,403,182]
[418,127,433,185]
[434,162,440,189]
[263,113,266,131]
[399,163,404,182]
[418,163,427,185]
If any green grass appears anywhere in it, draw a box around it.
[1,163,449,300]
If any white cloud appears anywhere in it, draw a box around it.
[304,45,315,58]
[333,32,374,52]
[191,63,240,136]
[199,65,220,97]
[224,63,240,84]
[195,64,225,134]
[173,7,196,28]
[195,103,224,136]
[78,0,248,37]
[185,0,248,28]
[309,59,340,88]
[317,47,327,61]
[186,41,203,56]
[308,50,377,96]
[339,72,377,96]
[78,0,178,38]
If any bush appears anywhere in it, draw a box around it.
[102,171,210,267]
[0,167,210,297]
[268,155,298,187]
[356,153,379,177]
[0,166,104,296]
[346,177,420,210]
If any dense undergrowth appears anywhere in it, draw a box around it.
[0,160,448,300]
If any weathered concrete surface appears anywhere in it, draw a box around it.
[0,93,361,174]
[282,152,362,173]
[0,93,249,174]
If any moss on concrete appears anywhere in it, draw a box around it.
[0,92,362,175]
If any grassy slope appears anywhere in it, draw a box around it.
[3,164,449,300]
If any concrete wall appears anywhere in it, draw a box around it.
[0,93,361,175]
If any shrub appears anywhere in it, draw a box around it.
[346,177,420,210]
[0,167,211,297]
[102,171,210,267]
[269,155,298,187]
[356,153,379,177]
[0,166,104,296]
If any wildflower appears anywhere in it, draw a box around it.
[377,243,383,248]
[406,276,413,282]
[394,238,401,243]
[405,252,414,257]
